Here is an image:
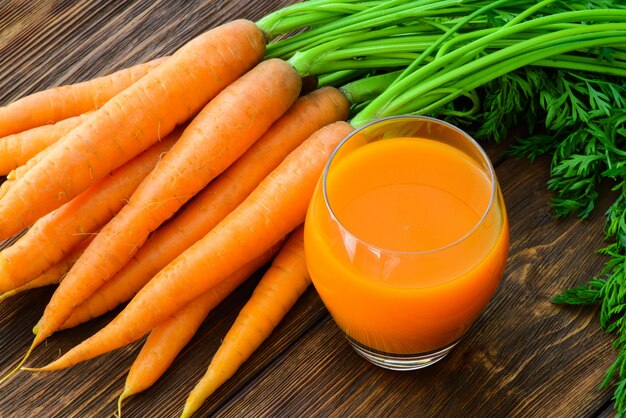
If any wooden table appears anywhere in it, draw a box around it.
[0,1,618,417]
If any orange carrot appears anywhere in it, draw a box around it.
[0,235,93,304]
[29,121,353,371]
[0,179,12,201]
[59,86,348,331]
[0,150,44,199]
[117,245,281,416]
[0,58,165,138]
[0,131,179,293]
[0,19,266,240]
[5,155,42,184]
[6,131,62,182]
[182,226,308,418]
[33,58,301,348]
[0,113,91,175]
[0,134,59,202]
[0,164,34,201]
[0,136,63,200]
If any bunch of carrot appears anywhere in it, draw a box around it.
[0,17,354,417]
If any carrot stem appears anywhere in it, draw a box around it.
[257,0,382,39]
[340,70,403,104]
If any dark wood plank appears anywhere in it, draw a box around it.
[215,155,617,417]
[596,402,616,418]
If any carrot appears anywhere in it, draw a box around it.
[0,235,93,304]
[0,179,12,201]
[6,131,62,182]
[0,19,266,240]
[28,121,353,371]
[0,141,53,201]
[0,131,180,294]
[0,135,59,201]
[0,58,165,138]
[0,113,91,175]
[59,86,349,331]
[32,57,301,349]
[0,154,42,200]
[117,245,281,416]
[181,226,308,418]
[0,132,67,201]
[5,153,43,184]
[0,155,42,200]
[0,150,45,200]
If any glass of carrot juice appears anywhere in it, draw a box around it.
[304,116,509,370]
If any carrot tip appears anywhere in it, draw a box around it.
[181,395,205,418]
[0,337,37,385]
[180,403,197,418]
[32,325,47,348]
[117,389,131,418]
[0,364,21,385]
[20,366,45,372]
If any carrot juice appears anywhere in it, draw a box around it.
[304,117,509,369]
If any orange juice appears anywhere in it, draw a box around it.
[305,136,509,355]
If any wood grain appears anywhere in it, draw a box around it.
[0,0,619,417]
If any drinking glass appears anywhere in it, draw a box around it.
[304,116,509,370]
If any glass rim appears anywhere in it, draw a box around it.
[322,115,498,256]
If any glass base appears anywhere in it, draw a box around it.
[347,337,459,371]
